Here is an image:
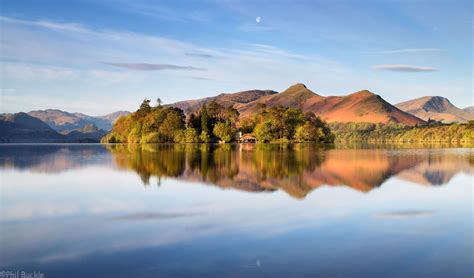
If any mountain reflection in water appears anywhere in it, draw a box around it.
[1,144,471,199]
[108,144,473,198]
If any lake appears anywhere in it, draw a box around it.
[0,144,472,277]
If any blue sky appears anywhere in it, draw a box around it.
[0,0,472,115]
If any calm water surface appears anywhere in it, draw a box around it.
[0,144,472,277]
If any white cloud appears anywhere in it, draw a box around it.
[126,3,212,23]
[372,64,438,72]
[0,16,90,33]
[102,62,206,71]
[373,48,443,54]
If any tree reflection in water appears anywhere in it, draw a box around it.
[107,144,473,199]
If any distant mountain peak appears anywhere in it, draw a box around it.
[288,83,307,89]
[463,106,474,114]
[420,96,452,112]
[396,96,473,123]
[27,109,129,132]
[280,83,319,97]
[349,90,375,98]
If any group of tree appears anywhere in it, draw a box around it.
[244,106,334,143]
[329,121,473,145]
[101,99,335,144]
[102,99,240,143]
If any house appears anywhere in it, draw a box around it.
[239,133,256,143]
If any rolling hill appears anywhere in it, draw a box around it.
[171,83,425,126]
[170,89,277,114]
[0,113,107,143]
[240,84,424,125]
[395,96,474,123]
[27,109,130,132]
[0,112,65,143]
[463,106,474,114]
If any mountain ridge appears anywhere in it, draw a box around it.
[0,113,108,143]
[170,83,425,126]
[462,106,474,114]
[395,96,474,123]
[27,109,130,132]
[171,89,277,114]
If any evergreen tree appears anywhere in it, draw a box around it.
[201,105,209,134]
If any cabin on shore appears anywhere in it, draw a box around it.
[239,133,256,143]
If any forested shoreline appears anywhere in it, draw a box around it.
[101,99,473,145]
[330,122,473,144]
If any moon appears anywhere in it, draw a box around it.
[256,16,261,23]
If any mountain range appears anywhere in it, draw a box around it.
[171,89,278,114]
[27,109,129,132]
[0,109,132,143]
[172,83,426,125]
[172,83,473,125]
[1,83,472,142]
[0,113,107,143]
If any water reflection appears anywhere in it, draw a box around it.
[0,144,472,277]
[1,144,471,199]
[108,144,473,198]
[0,144,110,173]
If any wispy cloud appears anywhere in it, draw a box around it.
[373,64,438,72]
[374,48,442,54]
[374,210,434,219]
[188,76,214,81]
[102,62,206,71]
[127,3,211,23]
[110,212,204,221]
[0,15,89,33]
[185,53,215,58]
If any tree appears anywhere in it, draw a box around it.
[254,121,275,142]
[137,99,151,118]
[187,113,201,131]
[207,100,221,118]
[240,117,256,133]
[173,130,185,143]
[295,122,321,142]
[184,128,198,143]
[213,122,236,143]
[200,131,211,143]
[143,132,161,143]
[201,105,209,134]
[158,109,185,142]
[128,127,142,143]
[220,107,240,124]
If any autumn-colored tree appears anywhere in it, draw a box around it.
[213,122,236,143]
[200,131,211,143]
[184,128,198,143]
[137,99,151,118]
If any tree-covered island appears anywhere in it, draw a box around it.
[101,99,334,144]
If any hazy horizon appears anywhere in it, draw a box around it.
[0,0,472,115]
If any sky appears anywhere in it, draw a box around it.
[0,0,472,115]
